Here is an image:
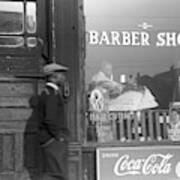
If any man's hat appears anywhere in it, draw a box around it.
[43,62,68,75]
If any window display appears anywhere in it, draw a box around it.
[85,0,180,143]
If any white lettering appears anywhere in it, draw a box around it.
[111,31,121,45]
[166,32,176,47]
[177,33,180,45]
[113,154,173,177]
[99,31,110,45]
[102,152,119,159]
[141,32,150,46]
[132,31,140,46]
[156,33,166,47]
[114,155,141,176]
[89,31,99,45]
[122,31,131,45]
[88,30,180,47]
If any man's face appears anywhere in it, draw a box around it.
[54,72,66,86]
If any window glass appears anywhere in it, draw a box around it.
[0,1,37,48]
[0,37,24,47]
[85,0,180,109]
[0,2,24,34]
[85,0,180,143]
[26,37,37,47]
[26,2,37,34]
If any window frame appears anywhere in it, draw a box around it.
[0,0,38,51]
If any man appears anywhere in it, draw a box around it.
[38,62,70,180]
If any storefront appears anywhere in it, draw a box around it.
[0,0,180,180]
[83,0,180,180]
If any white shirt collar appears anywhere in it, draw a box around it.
[46,82,59,91]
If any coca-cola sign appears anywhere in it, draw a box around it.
[96,146,180,180]
[113,154,172,176]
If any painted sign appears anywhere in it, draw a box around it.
[88,30,180,47]
[87,21,180,47]
[97,146,180,180]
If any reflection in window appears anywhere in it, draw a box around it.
[0,2,24,34]
[26,37,37,47]
[85,0,180,143]
[0,37,24,47]
[26,2,37,34]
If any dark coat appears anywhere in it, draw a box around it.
[38,85,70,144]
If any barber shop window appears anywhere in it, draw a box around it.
[0,1,37,48]
[85,0,180,143]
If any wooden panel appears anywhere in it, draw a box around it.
[54,0,81,141]
[0,134,16,173]
[69,162,79,180]
[0,134,3,172]
[0,56,40,74]
[45,0,86,142]
[37,0,48,47]
[14,133,24,172]
[0,108,32,121]
[68,144,82,180]
[82,148,96,180]
[0,121,34,133]
[0,174,15,180]
[0,97,30,108]
[77,0,86,142]
[2,134,15,172]
[0,82,34,96]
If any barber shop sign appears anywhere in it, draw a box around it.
[96,146,180,180]
[87,22,180,47]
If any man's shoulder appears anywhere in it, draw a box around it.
[39,87,57,104]
[41,86,56,96]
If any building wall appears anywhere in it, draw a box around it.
[0,0,85,179]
